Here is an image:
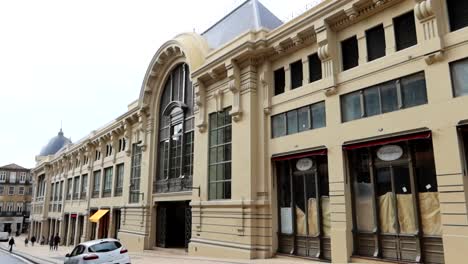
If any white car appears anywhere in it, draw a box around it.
[0,232,8,242]
[64,238,131,264]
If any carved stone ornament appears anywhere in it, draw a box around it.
[414,0,434,21]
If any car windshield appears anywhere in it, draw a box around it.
[88,241,121,253]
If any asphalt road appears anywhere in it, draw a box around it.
[0,249,30,264]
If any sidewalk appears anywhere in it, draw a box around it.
[0,234,321,264]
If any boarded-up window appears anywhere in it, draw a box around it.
[394,11,417,51]
[274,68,285,95]
[341,36,358,71]
[366,24,386,61]
[308,53,322,82]
[290,60,303,89]
[448,0,468,32]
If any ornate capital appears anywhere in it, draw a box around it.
[317,44,330,61]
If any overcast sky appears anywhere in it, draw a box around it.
[0,0,322,169]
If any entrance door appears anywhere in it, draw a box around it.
[375,164,420,261]
[350,139,444,263]
[156,206,167,248]
[156,202,190,248]
[276,155,331,260]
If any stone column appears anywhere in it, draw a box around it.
[432,127,468,264]
[73,215,80,246]
[66,214,72,246]
[107,208,114,238]
[284,64,291,92]
[82,214,89,242]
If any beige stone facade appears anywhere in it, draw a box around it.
[31,0,468,263]
[0,163,32,234]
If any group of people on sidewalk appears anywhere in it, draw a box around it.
[6,234,61,253]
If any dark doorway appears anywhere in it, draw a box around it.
[3,223,11,233]
[156,201,191,248]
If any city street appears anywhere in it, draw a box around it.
[0,249,31,264]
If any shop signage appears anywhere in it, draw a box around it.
[377,145,403,161]
[71,214,77,218]
[296,158,314,171]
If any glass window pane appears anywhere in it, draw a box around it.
[364,86,381,117]
[341,92,362,122]
[294,174,306,236]
[376,167,397,233]
[209,113,217,129]
[380,81,398,113]
[209,165,216,182]
[225,163,231,180]
[272,114,286,138]
[351,149,376,232]
[224,144,231,161]
[311,102,326,128]
[216,182,224,199]
[217,128,224,144]
[393,11,417,51]
[287,110,298,135]
[209,183,216,200]
[209,148,217,164]
[366,24,386,61]
[217,146,224,162]
[224,181,231,199]
[225,126,232,142]
[217,164,224,181]
[451,58,468,97]
[210,130,217,146]
[217,111,225,127]
[402,72,427,107]
[298,106,310,132]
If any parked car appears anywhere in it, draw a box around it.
[64,238,130,264]
[0,232,8,242]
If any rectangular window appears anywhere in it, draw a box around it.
[73,176,80,199]
[341,72,427,122]
[342,36,359,71]
[272,113,286,138]
[92,170,101,198]
[9,186,14,195]
[287,110,298,135]
[115,164,124,196]
[67,178,72,200]
[290,60,303,89]
[308,53,322,83]
[274,68,285,95]
[366,24,386,61]
[271,101,326,138]
[311,101,326,129]
[341,91,362,122]
[208,108,232,200]
[18,187,24,195]
[129,144,142,203]
[298,106,310,132]
[450,58,468,97]
[81,174,88,199]
[447,0,468,32]
[393,11,417,51]
[461,129,468,176]
[0,171,6,182]
[103,167,113,197]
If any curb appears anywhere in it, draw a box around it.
[0,244,60,264]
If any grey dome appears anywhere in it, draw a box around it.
[39,129,72,156]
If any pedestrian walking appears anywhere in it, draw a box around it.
[49,236,54,251]
[40,235,45,245]
[8,237,15,252]
[30,235,36,246]
[24,237,29,247]
[54,233,60,251]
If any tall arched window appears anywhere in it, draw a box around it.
[155,63,194,193]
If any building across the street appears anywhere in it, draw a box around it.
[0,163,32,234]
[30,0,468,263]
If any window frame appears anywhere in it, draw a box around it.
[341,71,427,122]
[103,167,113,197]
[393,11,418,51]
[290,60,303,89]
[341,35,359,71]
[274,67,286,95]
[271,101,326,138]
[366,24,386,61]
[208,108,232,200]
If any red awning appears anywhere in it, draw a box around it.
[271,149,327,161]
[343,131,431,150]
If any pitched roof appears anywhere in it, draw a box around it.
[0,163,29,170]
[202,0,283,49]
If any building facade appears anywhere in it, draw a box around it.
[31,0,468,263]
[0,164,32,234]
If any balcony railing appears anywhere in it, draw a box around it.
[153,176,193,193]
[0,211,26,217]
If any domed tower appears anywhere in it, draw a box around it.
[38,129,72,156]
